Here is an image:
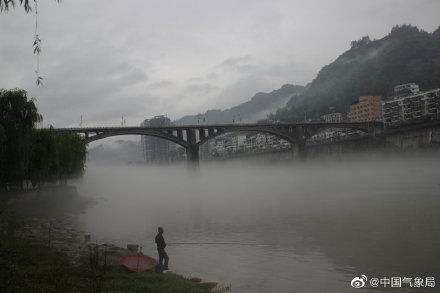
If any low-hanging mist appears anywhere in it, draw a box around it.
[75,155,440,292]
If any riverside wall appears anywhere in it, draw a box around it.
[384,123,440,150]
[204,123,440,163]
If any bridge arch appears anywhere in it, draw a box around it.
[309,124,374,134]
[54,122,383,167]
[85,130,189,148]
[197,127,298,146]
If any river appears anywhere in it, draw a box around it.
[76,155,440,292]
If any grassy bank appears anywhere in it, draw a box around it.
[0,237,212,292]
[0,237,86,292]
[0,186,217,292]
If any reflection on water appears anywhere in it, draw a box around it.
[76,156,440,292]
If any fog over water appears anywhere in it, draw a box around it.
[76,156,440,292]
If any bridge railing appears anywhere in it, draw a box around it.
[52,121,383,131]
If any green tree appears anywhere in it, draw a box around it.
[54,132,86,184]
[29,129,87,187]
[0,124,6,187]
[0,89,41,187]
[0,89,87,189]
[29,128,56,187]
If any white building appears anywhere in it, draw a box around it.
[255,133,267,149]
[382,88,440,128]
[321,112,343,123]
[231,134,246,152]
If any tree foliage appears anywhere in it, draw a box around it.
[0,0,59,12]
[1,0,33,12]
[0,89,87,189]
[0,89,41,185]
[350,36,371,49]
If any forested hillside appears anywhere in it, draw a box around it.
[177,84,304,124]
[270,24,440,121]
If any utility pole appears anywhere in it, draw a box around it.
[121,115,126,126]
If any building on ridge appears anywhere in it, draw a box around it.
[394,83,420,97]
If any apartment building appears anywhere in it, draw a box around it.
[382,88,440,128]
[140,115,171,163]
[349,96,383,122]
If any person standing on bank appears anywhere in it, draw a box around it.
[155,226,169,270]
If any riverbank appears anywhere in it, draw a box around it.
[0,186,223,292]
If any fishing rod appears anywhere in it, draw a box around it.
[167,242,270,246]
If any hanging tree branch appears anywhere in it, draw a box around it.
[33,0,43,85]
[1,1,60,86]
[1,0,59,12]
[1,0,32,12]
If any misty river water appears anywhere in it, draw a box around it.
[75,155,440,292]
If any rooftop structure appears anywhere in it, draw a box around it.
[394,83,420,95]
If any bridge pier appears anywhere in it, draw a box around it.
[291,140,307,161]
[186,144,200,171]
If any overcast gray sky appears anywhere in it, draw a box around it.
[1,0,439,127]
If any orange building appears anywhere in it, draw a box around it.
[349,95,382,122]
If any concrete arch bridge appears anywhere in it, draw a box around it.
[54,122,383,166]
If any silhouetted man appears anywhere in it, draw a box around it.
[155,226,169,270]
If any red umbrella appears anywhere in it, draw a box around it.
[120,255,155,272]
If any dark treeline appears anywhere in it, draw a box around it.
[0,89,86,190]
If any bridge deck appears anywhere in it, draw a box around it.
[53,121,383,132]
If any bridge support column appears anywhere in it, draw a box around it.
[291,140,307,161]
[186,144,200,171]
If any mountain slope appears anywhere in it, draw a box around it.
[176,84,304,125]
[271,24,440,121]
